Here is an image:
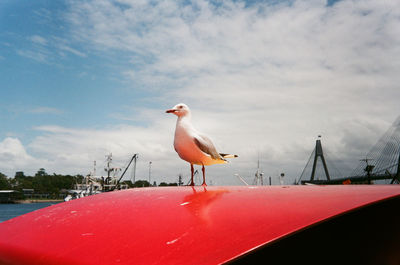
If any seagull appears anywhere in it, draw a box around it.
[166,103,237,186]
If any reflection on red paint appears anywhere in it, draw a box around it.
[182,186,229,224]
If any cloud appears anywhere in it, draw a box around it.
[60,0,400,183]
[26,123,184,182]
[17,36,50,63]
[58,44,87,57]
[5,0,400,185]
[17,49,49,63]
[30,35,48,46]
[29,106,64,115]
[0,138,42,177]
[65,0,400,115]
[0,138,30,161]
[16,32,86,64]
[28,34,87,57]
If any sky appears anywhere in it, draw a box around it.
[0,0,400,185]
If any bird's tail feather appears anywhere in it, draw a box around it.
[219,153,238,159]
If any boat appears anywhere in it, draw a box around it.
[64,178,102,201]
[64,154,137,201]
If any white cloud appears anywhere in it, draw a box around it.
[26,123,185,182]
[4,0,400,185]
[65,0,400,113]
[17,49,49,63]
[0,138,30,161]
[63,0,400,182]
[29,106,64,115]
[53,36,87,57]
[0,138,42,177]
[30,35,48,46]
[18,33,86,63]
[57,44,87,57]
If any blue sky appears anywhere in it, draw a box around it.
[0,0,151,139]
[1,0,399,185]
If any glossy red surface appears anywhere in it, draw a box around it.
[0,185,399,265]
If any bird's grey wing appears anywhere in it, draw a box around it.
[193,134,221,160]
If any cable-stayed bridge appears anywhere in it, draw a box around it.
[298,117,400,185]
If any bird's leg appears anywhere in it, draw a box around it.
[189,163,195,186]
[201,164,207,186]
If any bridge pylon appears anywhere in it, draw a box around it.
[310,136,330,182]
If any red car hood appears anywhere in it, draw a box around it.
[0,185,399,264]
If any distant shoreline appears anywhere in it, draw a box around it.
[15,199,64,204]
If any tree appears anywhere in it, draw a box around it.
[133,180,150,187]
[0,172,11,190]
[159,182,178,186]
[11,171,78,198]
[35,168,47,177]
[121,180,134,188]
[15,171,25,178]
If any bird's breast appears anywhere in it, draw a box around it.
[173,121,224,166]
[174,126,207,165]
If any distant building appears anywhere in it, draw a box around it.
[22,189,34,198]
[0,190,18,203]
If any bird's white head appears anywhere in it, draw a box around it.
[166,103,191,117]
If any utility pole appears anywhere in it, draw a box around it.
[128,154,138,185]
[132,154,138,184]
[361,157,374,184]
[148,161,152,186]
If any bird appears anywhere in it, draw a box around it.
[166,103,237,186]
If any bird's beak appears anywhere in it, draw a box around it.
[166,109,177,113]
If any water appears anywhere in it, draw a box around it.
[0,202,59,223]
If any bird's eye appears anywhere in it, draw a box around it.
[179,106,183,109]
